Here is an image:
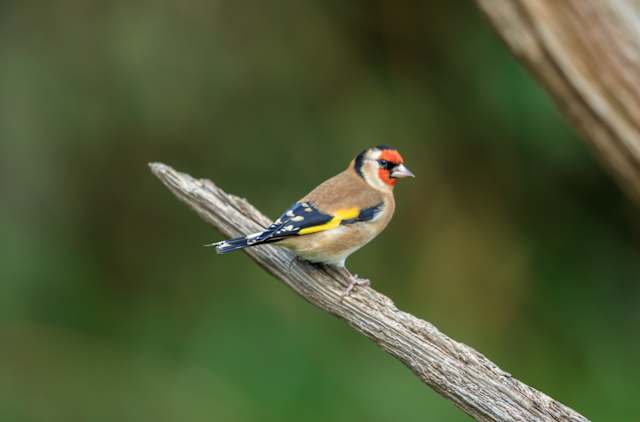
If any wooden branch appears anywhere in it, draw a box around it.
[475,0,640,205]
[150,162,589,422]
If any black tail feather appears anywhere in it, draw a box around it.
[211,232,284,254]
[212,236,252,254]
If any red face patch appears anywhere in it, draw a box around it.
[377,149,403,187]
[379,149,404,165]
[378,168,397,186]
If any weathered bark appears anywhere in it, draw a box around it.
[475,0,640,205]
[150,162,589,422]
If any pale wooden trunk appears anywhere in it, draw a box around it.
[476,0,640,205]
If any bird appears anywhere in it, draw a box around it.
[209,145,415,295]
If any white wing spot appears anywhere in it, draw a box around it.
[304,208,312,213]
[286,210,295,217]
[291,216,304,222]
[246,233,260,244]
[284,225,294,231]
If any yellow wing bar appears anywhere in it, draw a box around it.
[298,208,360,235]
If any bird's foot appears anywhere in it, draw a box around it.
[342,273,371,298]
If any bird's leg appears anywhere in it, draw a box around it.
[288,255,302,270]
[307,260,325,270]
[289,255,324,271]
[340,269,371,298]
[294,261,370,296]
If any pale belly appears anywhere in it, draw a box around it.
[278,223,382,267]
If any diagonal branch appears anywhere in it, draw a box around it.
[150,162,589,422]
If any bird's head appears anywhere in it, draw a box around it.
[352,145,415,191]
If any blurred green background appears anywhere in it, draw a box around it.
[1,1,639,421]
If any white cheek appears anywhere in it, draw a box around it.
[362,162,388,191]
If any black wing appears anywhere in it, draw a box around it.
[214,201,384,254]
[249,202,333,244]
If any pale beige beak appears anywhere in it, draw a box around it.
[391,164,415,178]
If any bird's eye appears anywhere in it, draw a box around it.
[377,160,394,170]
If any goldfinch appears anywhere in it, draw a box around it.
[211,145,415,295]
